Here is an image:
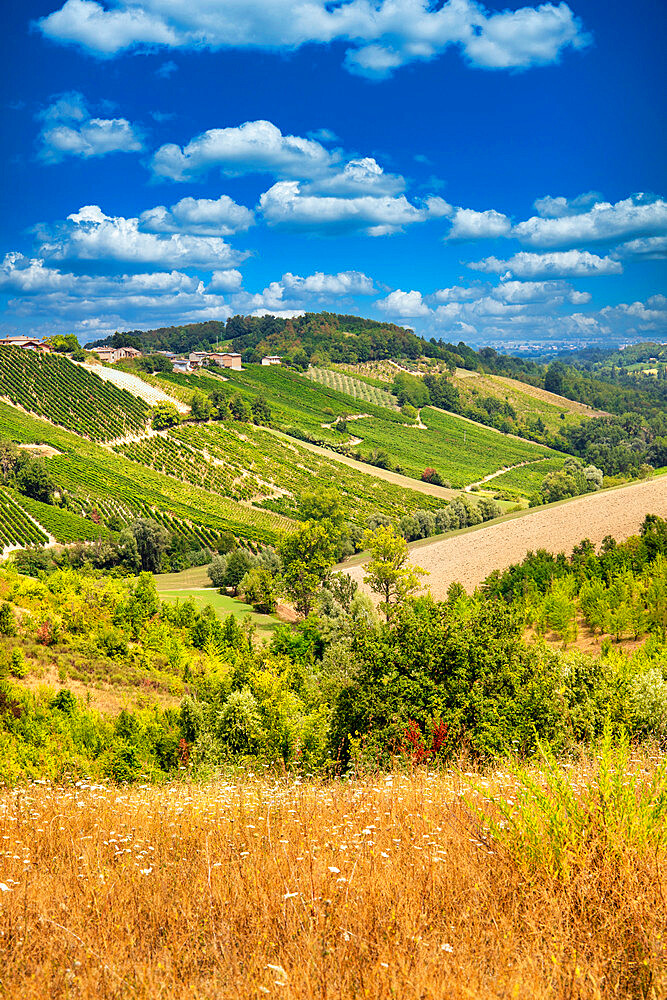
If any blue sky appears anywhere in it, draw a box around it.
[1,0,665,348]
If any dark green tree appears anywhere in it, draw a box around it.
[130,519,169,573]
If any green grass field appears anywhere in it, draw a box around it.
[155,574,281,641]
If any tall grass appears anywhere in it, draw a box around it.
[473,729,667,881]
[0,751,664,998]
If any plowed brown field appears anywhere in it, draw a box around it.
[346,476,667,597]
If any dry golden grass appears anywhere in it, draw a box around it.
[0,756,664,999]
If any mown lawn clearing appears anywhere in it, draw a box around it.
[157,585,281,640]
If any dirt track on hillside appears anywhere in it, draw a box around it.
[345,477,667,597]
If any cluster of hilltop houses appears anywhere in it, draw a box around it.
[0,335,282,374]
[0,336,53,352]
[165,351,281,373]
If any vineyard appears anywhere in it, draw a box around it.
[486,457,567,497]
[13,493,110,545]
[149,366,561,493]
[170,365,408,445]
[305,367,397,408]
[115,422,451,523]
[0,348,149,441]
[83,363,188,411]
[347,408,555,488]
[0,489,50,552]
[0,402,293,544]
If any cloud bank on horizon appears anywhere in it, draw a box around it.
[0,0,664,348]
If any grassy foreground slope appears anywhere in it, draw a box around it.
[1,754,664,1000]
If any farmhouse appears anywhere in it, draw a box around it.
[94,346,142,363]
[261,355,282,366]
[210,352,242,370]
[172,358,192,374]
[0,336,51,352]
[189,351,209,369]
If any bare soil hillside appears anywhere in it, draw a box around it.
[346,477,667,597]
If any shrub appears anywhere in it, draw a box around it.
[474,729,667,881]
[107,742,143,783]
[10,649,26,678]
[216,688,263,754]
[239,568,278,613]
[0,602,16,636]
[151,402,180,430]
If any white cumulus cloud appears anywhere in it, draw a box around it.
[468,249,623,278]
[237,269,375,312]
[376,289,430,317]
[615,236,667,260]
[207,269,244,292]
[447,207,512,240]
[38,205,248,269]
[38,90,143,162]
[513,194,667,247]
[151,119,338,182]
[492,279,589,305]
[533,191,601,218]
[139,195,254,236]
[259,181,445,235]
[38,0,589,78]
[307,157,405,197]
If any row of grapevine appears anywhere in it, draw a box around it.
[305,367,397,409]
[0,347,149,441]
[135,505,230,550]
[0,399,293,544]
[117,421,452,524]
[0,489,49,551]
[115,434,261,502]
[15,493,110,544]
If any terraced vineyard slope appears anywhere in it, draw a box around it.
[114,421,455,522]
[0,402,292,544]
[158,365,562,492]
[0,488,50,553]
[0,347,150,441]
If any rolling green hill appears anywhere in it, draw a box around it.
[3,340,636,561]
[156,364,560,489]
